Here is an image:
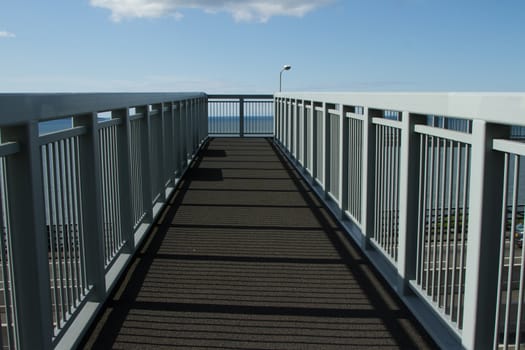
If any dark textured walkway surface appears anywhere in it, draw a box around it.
[81,138,436,349]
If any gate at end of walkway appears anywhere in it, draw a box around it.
[208,94,274,137]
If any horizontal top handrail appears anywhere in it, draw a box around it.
[207,94,273,99]
[275,92,525,126]
[0,92,206,126]
[0,141,20,156]
[493,138,525,156]
[414,124,473,144]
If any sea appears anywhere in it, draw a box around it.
[208,115,273,135]
[39,115,275,135]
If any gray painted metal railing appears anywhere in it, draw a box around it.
[274,92,525,350]
[0,93,208,349]
[208,94,273,136]
[2,90,525,350]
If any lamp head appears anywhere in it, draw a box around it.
[283,65,291,71]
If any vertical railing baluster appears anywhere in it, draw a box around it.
[45,142,60,326]
[239,97,244,137]
[516,155,525,349]
[496,153,512,349]
[204,97,209,141]
[437,137,446,306]
[0,155,15,349]
[450,139,461,321]
[64,138,75,309]
[443,139,453,313]
[377,125,384,249]
[458,141,469,327]
[111,123,120,254]
[416,134,427,286]
[58,139,71,316]
[52,140,67,321]
[426,135,435,293]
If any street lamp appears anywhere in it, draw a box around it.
[279,65,291,92]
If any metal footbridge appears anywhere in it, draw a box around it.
[0,93,524,349]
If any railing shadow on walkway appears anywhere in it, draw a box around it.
[80,137,437,349]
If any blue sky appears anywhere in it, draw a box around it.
[1,0,524,93]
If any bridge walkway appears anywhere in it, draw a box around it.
[81,137,436,349]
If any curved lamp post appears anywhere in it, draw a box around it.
[279,65,291,92]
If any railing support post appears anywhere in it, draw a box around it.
[281,98,286,143]
[312,103,324,186]
[339,106,350,216]
[137,106,154,223]
[361,108,378,249]
[182,101,189,164]
[294,101,300,158]
[302,101,309,168]
[287,99,293,150]
[158,103,167,202]
[185,101,190,153]
[74,113,108,301]
[307,102,314,173]
[282,98,286,146]
[273,98,278,141]
[114,108,135,254]
[198,98,205,143]
[190,100,196,152]
[163,102,175,187]
[3,122,53,349]
[323,102,330,198]
[204,97,209,141]
[239,97,245,137]
[173,103,182,178]
[462,120,509,349]
[277,98,283,145]
[288,99,296,159]
[397,112,424,294]
[290,100,295,156]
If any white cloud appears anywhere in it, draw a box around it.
[90,0,333,22]
[0,31,16,38]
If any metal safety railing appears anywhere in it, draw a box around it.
[208,94,273,136]
[274,92,525,350]
[3,89,525,350]
[0,93,208,350]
